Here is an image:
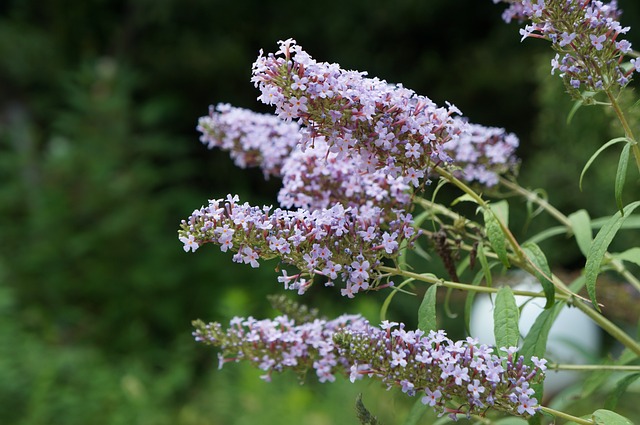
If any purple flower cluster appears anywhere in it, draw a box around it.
[494,0,637,93]
[183,40,523,296]
[193,314,546,419]
[251,38,465,189]
[337,321,546,419]
[192,314,369,383]
[443,122,519,187]
[278,137,412,211]
[179,195,416,297]
[197,103,301,178]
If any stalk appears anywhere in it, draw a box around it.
[376,265,567,300]
[499,177,640,292]
[605,89,640,173]
[550,364,640,372]
[540,406,594,425]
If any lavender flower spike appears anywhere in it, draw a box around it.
[336,321,546,419]
[197,103,301,178]
[179,194,417,297]
[443,121,520,187]
[251,39,466,189]
[194,313,546,419]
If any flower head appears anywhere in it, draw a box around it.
[194,311,546,419]
[251,39,464,188]
[495,0,635,95]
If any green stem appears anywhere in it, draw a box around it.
[570,298,640,357]
[499,177,640,293]
[433,165,525,262]
[377,265,569,300]
[540,406,593,425]
[550,364,640,372]
[411,171,640,356]
[605,89,640,173]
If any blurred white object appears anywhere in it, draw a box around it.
[469,273,600,396]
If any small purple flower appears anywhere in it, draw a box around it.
[517,394,538,416]
[590,33,607,51]
[495,0,635,92]
[179,234,199,252]
[422,387,442,407]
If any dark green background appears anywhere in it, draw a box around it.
[1,1,639,423]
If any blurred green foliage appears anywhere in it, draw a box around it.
[1,0,639,423]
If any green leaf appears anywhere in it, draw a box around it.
[525,225,567,245]
[612,247,640,267]
[521,242,555,309]
[464,266,490,335]
[418,285,438,333]
[431,177,449,203]
[483,208,510,268]
[451,193,479,206]
[519,302,562,363]
[443,287,458,319]
[579,137,630,191]
[494,418,528,425]
[584,201,640,310]
[355,394,382,425]
[527,413,543,425]
[402,398,428,425]
[477,242,493,287]
[380,277,418,321]
[432,417,456,425]
[494,287,520,349]
[591,214,640,230]
[490,200,510,229]
[592,409,634,425]
[568,209,593,257]
[605,373,640,410]
[582,362,613,398]
[615,142,632,214]
[566,98,584,125]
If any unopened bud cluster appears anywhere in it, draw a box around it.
[193,314,546,419]
[495,0,637,95]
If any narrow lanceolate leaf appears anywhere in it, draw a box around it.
[464,264,493,335]
[526,414,542,425]
[612,247,640,267]
[451,193,479,206]
[355,394,382,425]
[568,209,593,257]
[585,201,640,310]
[477,242,493,287]
[604,373,640,410]
[494,287,520,350]
[582,360,614,398]
[494,418,528,425]
[521,242,555,309]
[418,284,438,333]
[519,302,562,364]
[402,399,428,425]
[483,208,510,268]
[490,200,510,229]
[592,409,633,425]
[580,137,630,191]
[614,142,631,214]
